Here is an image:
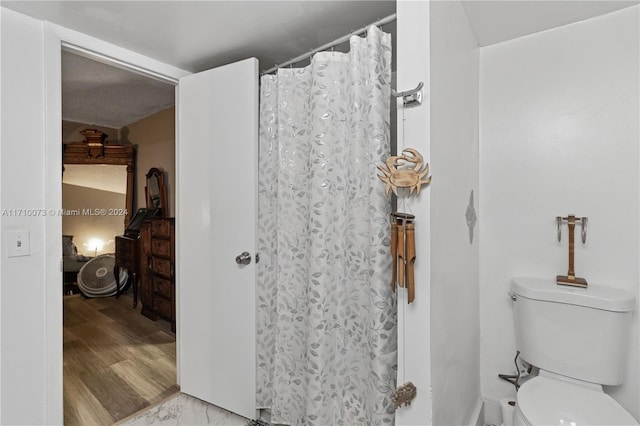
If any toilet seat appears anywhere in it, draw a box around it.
[516,375,638,426]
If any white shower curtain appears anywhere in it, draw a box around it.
[256,27,396,426]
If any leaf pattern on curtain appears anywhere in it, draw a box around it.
[257,26,396,426]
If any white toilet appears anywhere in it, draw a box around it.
[510,277,638,426]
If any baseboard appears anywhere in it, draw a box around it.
[482,399,502,426]
[466,397,484,426]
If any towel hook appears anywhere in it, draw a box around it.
[392,82,424,107]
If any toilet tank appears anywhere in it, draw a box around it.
[511,277,635,385]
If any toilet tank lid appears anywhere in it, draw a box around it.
[511,277,636,312]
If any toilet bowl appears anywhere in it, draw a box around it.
[513,372,638,426]
[510,277,638,426]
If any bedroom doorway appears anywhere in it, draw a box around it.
[61,49,178,425]
[46,29,257,424]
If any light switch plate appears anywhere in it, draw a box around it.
[7,230,30,257]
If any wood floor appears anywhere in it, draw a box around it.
[63,292,178,425]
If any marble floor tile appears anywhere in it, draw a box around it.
[120,392,249,426]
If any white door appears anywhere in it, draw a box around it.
[177,57,258,419]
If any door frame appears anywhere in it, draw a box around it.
[43,22,189,424]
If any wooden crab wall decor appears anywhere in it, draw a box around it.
[377,148,431,197]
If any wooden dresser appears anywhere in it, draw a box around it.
[140,217,175,332]
[114,235,140,307]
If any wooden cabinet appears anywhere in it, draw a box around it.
[114,235,139,307]
[140,217,175,331]
[139,222,153,310]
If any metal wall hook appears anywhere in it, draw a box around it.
[581,217,588,244]
[392,81,424,107]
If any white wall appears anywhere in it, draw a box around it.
[429,1,480,425]
[0,8,49,425]
[396,2,433,425]
[62,184,126,256]
[0,7,3,420]
[0,7,188,424]
[479,5,639,420]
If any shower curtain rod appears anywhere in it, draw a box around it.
[261,13,397,75]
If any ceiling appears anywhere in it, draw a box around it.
[62,50,175,128]
[2,0,637,129]
[3,1,397,73]
[4,1,396,128]
[461,0,638,47]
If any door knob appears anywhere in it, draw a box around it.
[235,251,251,265]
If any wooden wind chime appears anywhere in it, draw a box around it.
[390,212,416,302]
[377,147,431,409]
